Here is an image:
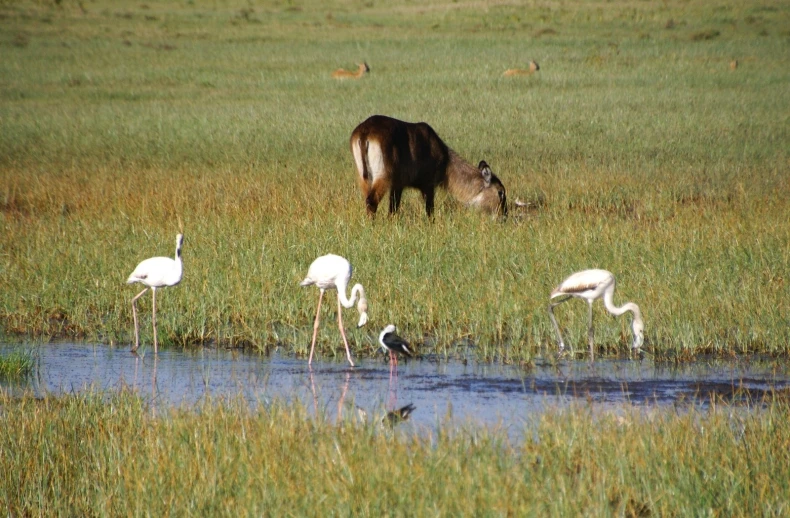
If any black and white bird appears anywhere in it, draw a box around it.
[378,324,415,365]
[548,269,644,358]
[126,234,184,354]
[300,254,368,367]
[382,403,416,427]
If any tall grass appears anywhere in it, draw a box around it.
[1,390,789,515]
[1,0,789,359]
[0,348,37,379]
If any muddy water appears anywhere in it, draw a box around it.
[2,343,789,439]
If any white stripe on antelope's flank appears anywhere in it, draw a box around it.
[366,140,386,182]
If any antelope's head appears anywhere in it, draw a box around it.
[476,160,508,218]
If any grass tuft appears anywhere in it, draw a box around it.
[0,348,37,379]
[1,390,789,515]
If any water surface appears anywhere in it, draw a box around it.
[2,343,789,439]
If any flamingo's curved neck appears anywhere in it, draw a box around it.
[337,282,365,309]
[602,284,641,320]
[169,238,184,285]
[175,246,183,271]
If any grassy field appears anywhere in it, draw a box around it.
[1,389,789,515]
[1,0,789,361]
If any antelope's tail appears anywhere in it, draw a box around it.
[352,136,371,184]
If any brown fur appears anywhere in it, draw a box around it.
[332,62,370,79]
[503,60,540,76]
[350,115,507,217]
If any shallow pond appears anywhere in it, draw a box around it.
[2,343,789,439]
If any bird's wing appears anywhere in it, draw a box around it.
[128,257,173,286]
[385,334,413,355]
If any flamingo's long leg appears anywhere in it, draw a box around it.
[152,287,158,354]
[337,295,355,367]
[548,295,572,353]
[587,300,595,360]
[308,289,325,365]
[131,288,148,352]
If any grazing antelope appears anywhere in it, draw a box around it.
[729,59,738,71]
[503,60,540,76]
[548,269,644,359]
[350,115,508,217]
[332,62,370,79]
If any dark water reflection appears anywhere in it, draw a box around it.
[2,343,789,439]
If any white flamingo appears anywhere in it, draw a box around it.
[126,234,184,354]
[548,269,643,357]
[300,254,368,367]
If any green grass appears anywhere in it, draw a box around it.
[1,389,789,515]
[1,0,789,360]
[0,348,37,379]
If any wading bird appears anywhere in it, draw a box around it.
[548,269,643,358]
[378,324,414,365]
[383,403,416,428]
[127,234,184,354]
[300,254,369,367]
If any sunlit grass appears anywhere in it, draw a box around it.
[1,0,788,360]
[1,390,788,515]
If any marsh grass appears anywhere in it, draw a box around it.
[1,389,789,515]
[1,0,789,360]
[0,347,37,379]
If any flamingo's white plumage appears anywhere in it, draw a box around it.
[126,234,184,354]
[548,269,643,357]
[300,254,368,367]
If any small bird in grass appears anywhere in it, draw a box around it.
[300,254,369,367]
[126,234,184,354]
[548,269,644,358]
[378,324,415,365]
[383,403,416,427]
